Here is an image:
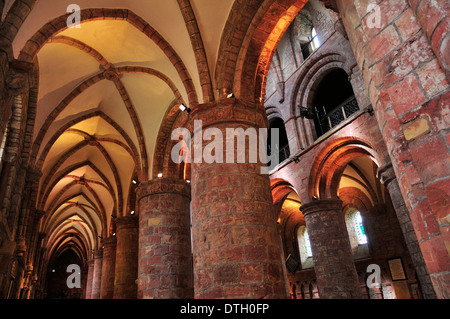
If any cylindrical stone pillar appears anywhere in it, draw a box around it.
[187,99,288,299]
[378,163,436,299]
[100,237,117,299]
[91,249,103,299]
[136,177,193,299]
[85,259,95,299]
[300,199,362,298]
[113,216,138,299]
[406,0,450,77]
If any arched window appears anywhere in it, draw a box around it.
[300,27,321,60]
[354,211,368,245]
[311,68,359,138]
[311,28,320,51]
[303,228,313,257]
[297,226,313,268]
[267,117,290,165]
[345,209,369,259]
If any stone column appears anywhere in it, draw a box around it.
[113,216,138,299]
[338,0,449,298]
[91,249,103,299]
[300,199,362,298]
[85,260,95,299]
[100,237,116,299]
[187,99,288,299]
[406,0,450,77]
[378,163,437,299]
[136,177,193,299]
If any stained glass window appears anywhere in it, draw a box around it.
[304,229,313,257]
[354,211,367,244]
[297,226,313,261]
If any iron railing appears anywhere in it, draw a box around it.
[315,96,360,136]
[267,143,291,167]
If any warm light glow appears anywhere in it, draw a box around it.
[311,28,320,51]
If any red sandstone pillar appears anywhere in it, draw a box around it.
[407,0,450,77]
[113,216,138,299]
[187,99,288,299]
[338,0,450,298]
[300,199,362,299]
[136,178,193,299]
[85,260,94,299]
[100,237,116,299]
[378,163,436,298]
[91,249,103,299]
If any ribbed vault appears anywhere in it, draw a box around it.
[11,1,235,269]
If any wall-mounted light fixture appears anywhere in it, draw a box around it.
[132,178,140,186]
[157,173,163,178]
[227,93,234,98]
[300,106,314,119]
[130,211,135,215]
[179,104,191,114]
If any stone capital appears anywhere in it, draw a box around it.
[114,215,139,230]
[136,177,191,202]
[300,199,343,217]
[183,98,269,134]
[377,162,396,186]
[5,62,32,96]
[101,236,117,249]
[93,249,103,259]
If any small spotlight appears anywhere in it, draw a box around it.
[312,195,318,200]
[227,93,234,98]
[132,178,140,186]
[157,173,163,178]
[179,104,191,114]
[112,233,116,237]
[186,180,191,184]
[130,211,135,215]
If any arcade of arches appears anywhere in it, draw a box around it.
[0,0,448,300]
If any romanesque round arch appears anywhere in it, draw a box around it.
[290,53,348,120]
[216,0,308,102]
[307,137,383,201]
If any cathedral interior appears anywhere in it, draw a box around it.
[0,0,448,300]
